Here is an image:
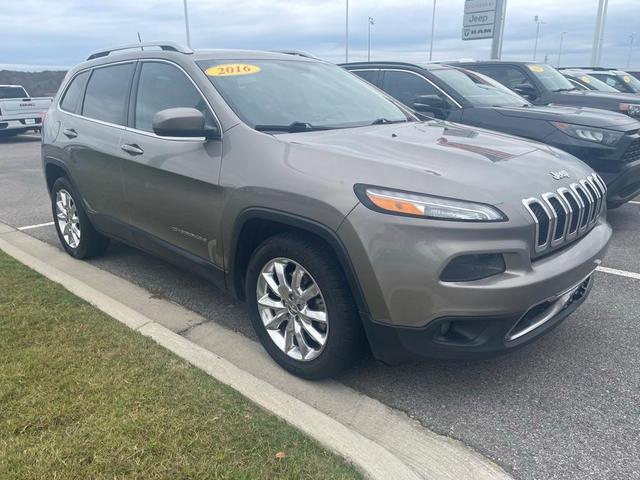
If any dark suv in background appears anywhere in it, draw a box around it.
[455,61,640,119]
[343,61,640,207]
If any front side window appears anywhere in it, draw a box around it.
[134,62,214,133]
[82,63,135,125]
[570,74,618,92]
[474,65,532,90]
[0,86,28,99]
[60,71,90,113]
[381,71,440,107]
[429,68,527,107]
[198,59,411,131]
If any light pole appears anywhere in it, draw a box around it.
[628,33,636,68]
[183,0,191,48]
[367,17,374,62]
[591,0,609,67]
[557,31,568,67]
[533,16,545,61]
[428,0,437,61]
[345,0,349,63]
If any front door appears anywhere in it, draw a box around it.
[120,60,225,270]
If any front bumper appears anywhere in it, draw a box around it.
[339,204,612,363]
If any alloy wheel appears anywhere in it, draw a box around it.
[256,257,328,361]
[55,189,81,249]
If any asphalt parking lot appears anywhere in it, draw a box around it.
[2,135,639,480]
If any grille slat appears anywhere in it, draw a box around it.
[523,173,603,255]
[622,139,640,163]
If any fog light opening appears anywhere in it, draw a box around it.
[440,253,506,282]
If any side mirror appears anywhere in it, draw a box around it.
[512,83,538,100]
[413,94,449,119]
[152,107,220,140]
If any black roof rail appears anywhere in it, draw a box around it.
[273,50,319,60]
[560,66,616,71]
[86,41,194,61]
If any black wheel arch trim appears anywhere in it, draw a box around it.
[43,157,79,197]
[227,207,370,316]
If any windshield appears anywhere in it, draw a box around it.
[591,72,640,93]
[0,86,28,99]
[198,59,411,131]
[430,68,528,107]
[526,64,575,91]
[571,74,619,92]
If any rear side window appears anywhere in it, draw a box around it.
[82,63,135,125]
[352,70,379,86]
[381,71,439,106]
[59,71,90,113]
[134,62,213,133]
[0,86,28,99]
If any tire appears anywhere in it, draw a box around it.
[245,233,364,379]
[51,177,109,259]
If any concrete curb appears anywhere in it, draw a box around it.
[0,223,513,480]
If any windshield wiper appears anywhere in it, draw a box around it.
[370,118,409,125]
[254,121,332,133]
[553,88,578,92]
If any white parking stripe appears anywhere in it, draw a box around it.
[629,201,640,205]
[17,221,54,231]
[596,266,640,281]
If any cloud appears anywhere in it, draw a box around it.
[1,0,638,70]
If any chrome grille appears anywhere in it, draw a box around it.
[523,173,607,254]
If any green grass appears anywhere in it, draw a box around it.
[0,251,361,480]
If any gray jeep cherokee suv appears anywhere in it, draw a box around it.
[42,42,612,379]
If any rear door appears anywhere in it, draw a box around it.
[121,60,225,268]
[57,62,135,238]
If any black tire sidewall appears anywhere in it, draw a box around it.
[245,234,363,379]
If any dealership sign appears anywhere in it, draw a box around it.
[462,0,497,41]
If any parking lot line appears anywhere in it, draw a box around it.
[596,266,640,281]
[17,221,54,231]
[629,201,640,205]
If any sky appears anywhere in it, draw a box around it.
[0,0,638,71]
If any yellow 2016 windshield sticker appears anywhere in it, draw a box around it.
[528,64,545,73]
[623,75,632,83]
[581,76,591,83]
[206,64,261,77]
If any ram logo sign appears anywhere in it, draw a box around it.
[549,170,570,180]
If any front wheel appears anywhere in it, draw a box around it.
[245,234,364,379]
[51,177,109,259]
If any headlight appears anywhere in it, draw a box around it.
[354,185,507,221]
[551,122,623,146]
[619,103,640,117]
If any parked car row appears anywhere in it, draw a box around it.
[343,61,640,208]
[42,43,621,379]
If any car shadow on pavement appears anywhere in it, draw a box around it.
[0,135,41,144]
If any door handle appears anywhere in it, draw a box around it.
[121,143,144,156]
[62,128,77,139]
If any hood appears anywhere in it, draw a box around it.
[492,104,640,131]
[277,121,594,207]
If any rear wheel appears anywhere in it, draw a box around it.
[51,177,109,259]
[245,234,364,379]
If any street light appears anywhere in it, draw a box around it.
[345,0,349,63]
[557,31,568,67]
[367,17,374,62]
[628,33,636,68]
[533,16,545,62]
[428,0,437,61]
[183,0,191,48]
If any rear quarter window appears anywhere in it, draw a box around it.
[59,71,90,114]
[82,63,135,125]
